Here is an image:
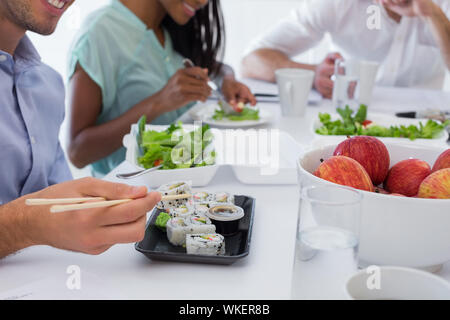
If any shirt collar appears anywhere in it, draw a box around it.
[14,35,41,64]
[111,0,148,31]
[110,0,173,53]
[379,3,403,28]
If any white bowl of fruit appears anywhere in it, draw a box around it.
[297,136,450,271]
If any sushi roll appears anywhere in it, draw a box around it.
[193,202,211,216]
[166,217,216,246]
[188,214,212,226]
[192,191,212,203]
[212,192,234,204]
[156,181,192,210]
[186,234,225,256]
[166,217,189,246]
[168,203,194,219]
[184,223,216,237]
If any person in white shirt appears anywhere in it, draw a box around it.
[241,0,450,98]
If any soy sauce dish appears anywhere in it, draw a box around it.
[206,204,245,235]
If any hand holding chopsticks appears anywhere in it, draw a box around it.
[6,178,165,257]
[25,193,191,213]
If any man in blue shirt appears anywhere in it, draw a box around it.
[0,0,160,258]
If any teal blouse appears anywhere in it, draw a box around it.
[68,0,193,176]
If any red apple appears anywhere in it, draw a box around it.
[390,193,407,197]
[432,149,450,172]
[417,168,450,199]
[384,159,431,197]
[314,156,374,192]
[333,136,390,185]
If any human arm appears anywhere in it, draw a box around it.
[240,0,342,98]
[241,48,317,83]
[0,178,161,258]
[379,0,450,69]
[241,48,343,99]
[427,4,450,69]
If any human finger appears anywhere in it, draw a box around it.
[95,192,161,226]
[318,64,335,78]
[182,67,209,81]
[99,214,147,244]
[237,86,257,106]
[180,84,212,101]
[325,52,344,64]
[76,177,148,200]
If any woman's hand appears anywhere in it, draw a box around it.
[154,67,212,112]
[221,77,257,111]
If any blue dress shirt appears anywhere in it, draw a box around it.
[0,36,72,205]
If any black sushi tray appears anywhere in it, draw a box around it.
[135,195,255,265]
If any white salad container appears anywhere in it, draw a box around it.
[123,124,220,188]
[123,124,304,187]
[311,112,449,148]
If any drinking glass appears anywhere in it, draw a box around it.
[354,60,379,106]
[291,185,362,300]
[332,59,360,110]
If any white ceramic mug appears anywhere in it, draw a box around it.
[275,68,314,117]
[345,266,450,300]
[344,59,379,106]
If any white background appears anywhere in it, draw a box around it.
[29,0,450,85]
[27,0,450,178]
[29,0,332,80]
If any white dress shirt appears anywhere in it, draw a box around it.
[245,0,450,89]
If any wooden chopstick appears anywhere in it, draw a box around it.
[25,197,105,206]
[26,193,192,213]
[160,194,191,201]
[50,199,132,213]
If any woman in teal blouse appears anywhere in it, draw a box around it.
[67,0,256,176]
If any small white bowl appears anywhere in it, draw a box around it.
[346,266,450,300]
[298,142,450,271]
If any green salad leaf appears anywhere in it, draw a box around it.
[212,106,260,121]
[316,104,449,140]
[137,122,215,170]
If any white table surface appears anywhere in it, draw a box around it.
[1,84,449,300]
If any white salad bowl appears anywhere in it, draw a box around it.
[297,142,450,271]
